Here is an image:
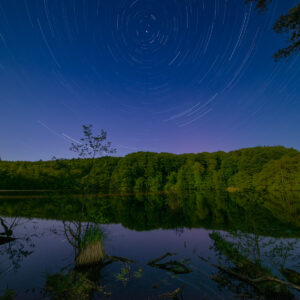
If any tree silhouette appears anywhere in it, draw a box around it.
[246,0,300,60]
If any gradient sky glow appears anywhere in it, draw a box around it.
[0,0,299,161]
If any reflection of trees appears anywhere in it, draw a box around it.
[62,220,105,267]
[205,196,300,299]
[0,217,14,238]
[46,213,107,300]
[0,216,36,272]
[208,231,300,299]
[46,200,135,299]
[56,196,107,268]
[262,191,300,228]
[105,191,300,236]
[1,191,299,235]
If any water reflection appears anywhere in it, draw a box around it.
[0,216,37,271]
[0,191,299,233]
[0,191,299,299]
[207,231,300,299]
[45,202,138,299]
[204,194,300,299]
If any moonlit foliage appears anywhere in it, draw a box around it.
[0,0,299,160]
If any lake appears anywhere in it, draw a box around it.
[0,191,299,299]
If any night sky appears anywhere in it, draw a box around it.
[1,0,299,161]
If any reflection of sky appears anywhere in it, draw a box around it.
[0,1,299,160]
[0,217,299,299]
[0,218,221,299]
[0,219,72,297]
[105,224,213,262]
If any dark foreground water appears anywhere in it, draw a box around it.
[0,191,299,299]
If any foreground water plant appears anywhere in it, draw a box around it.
[76,225,105,267]
[115,264,131,285]
[0,288,14,300]
[45,270,103,300]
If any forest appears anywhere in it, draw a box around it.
[1,146,299,193]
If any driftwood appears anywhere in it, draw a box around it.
[160,284,185,299]
[0,236,15,245]
[207,232,300,297]
[0,217,13,237]
[210,262,300,292]
[101,255,137,267]
[148,252,191,274]
[109,255,136,264]
[148,252,177,265]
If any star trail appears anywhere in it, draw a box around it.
[0,0,299,160]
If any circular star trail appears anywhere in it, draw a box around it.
[24,1,257,94]
[0,0,299,160]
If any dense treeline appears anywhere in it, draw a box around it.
[0,146,300,192]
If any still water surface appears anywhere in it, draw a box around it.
[0,191,299,299]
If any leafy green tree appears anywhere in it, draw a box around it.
[246,0,300,60]
[273,4,300,60]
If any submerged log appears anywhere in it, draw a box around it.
[211,262,300,292]
[207,232,299,298]
[108,255,136,264]
[148,252,177,265]
[151,260,191,274]
[160,284,185,299]
[148,252,191,274]
[0,236,15,245]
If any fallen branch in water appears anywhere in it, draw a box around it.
[210,262,300,292]
[148,252,177,265]
[160,284,185,299]
[106,255,136,264]
[0,236,15,245]
[148,252,191,274]
[207,231,300,297]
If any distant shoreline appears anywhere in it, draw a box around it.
[0,146,299,193]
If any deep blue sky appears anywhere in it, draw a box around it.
[0,0,299,161]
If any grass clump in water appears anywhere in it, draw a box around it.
[80,226,104,249]
[76,226,105,267]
